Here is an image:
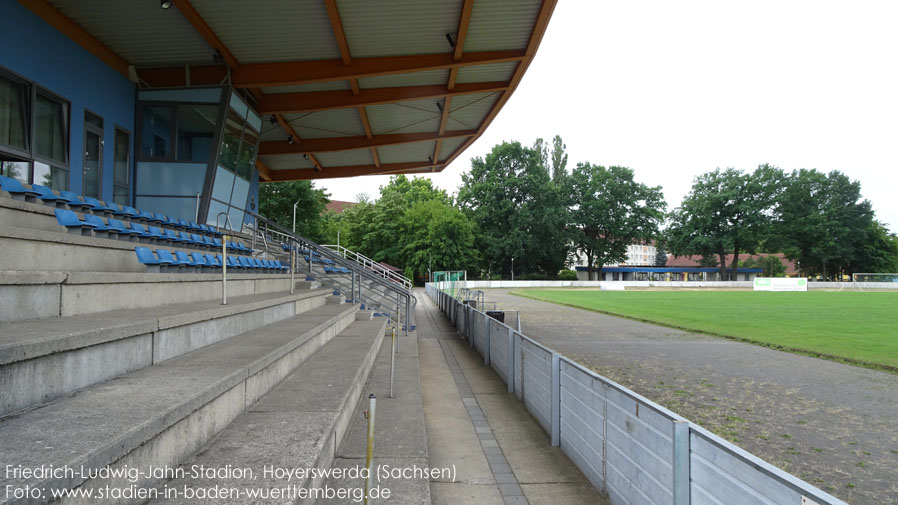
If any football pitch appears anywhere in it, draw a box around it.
[510,289,898,370]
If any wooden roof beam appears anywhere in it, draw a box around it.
[275,114,321,171]
[448,0,476,90]
[260,129,476,156]
[257,81,508,115]
[138,50,525,88]
[255,159,273,181]
[17,0,130,77]
[266,162,439,181]
[172,0,239,69]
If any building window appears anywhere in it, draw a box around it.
[113,127,130,205]
[0,72,29,154]
[140,105,173,159]
[0,160,30,183]
[176,104,219,162]
[33,161,68,191]
[33,90,69,165]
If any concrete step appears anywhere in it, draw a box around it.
[0,288,332,417]
[0,270,298,323]
[145,318,387,505]
[321,325,430,504]
[0,224,257,274]
[0,302,360,505]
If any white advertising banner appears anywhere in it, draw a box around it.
[753,277,808,292]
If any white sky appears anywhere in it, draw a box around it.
[320,0,898,230]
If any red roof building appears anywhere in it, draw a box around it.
[667,253,798,275]
[325,200,356,214]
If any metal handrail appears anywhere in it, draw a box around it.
[322,244,413,290]
[246,210,416,334]
[215,212,233,234]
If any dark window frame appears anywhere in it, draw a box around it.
[113,125,131,205]
[0,67,32,160]
[31,85,71,168]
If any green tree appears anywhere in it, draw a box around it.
[398,199,479,282]
[666,165,783,279]
[550,135,568,184]
[258,180,329,241]
[568,163,666,279]
[847,221,898,274]
[458,141,570,278]
[654,246,668,267]
[774,169,873,279]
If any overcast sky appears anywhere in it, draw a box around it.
[320,0,898,230]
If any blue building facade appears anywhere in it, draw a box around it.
[0,0,259,228]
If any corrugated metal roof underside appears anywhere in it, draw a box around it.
[282,109,365,139]
[190,0,341,62]
[260,123,287,143]
[315,149,374,167]
[456,61,519,84]
[358,69,450,89]
[48,0,214,66]
[376,141,437,165]
[337,0,460,58]
[446,92,500,131]
[259,154,316,171]
[437,137,468,161]
[262,81,352,94]
[464,0,542,52]
[365,100,442,136]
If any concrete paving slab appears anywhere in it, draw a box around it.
[520,483,608,505]
[430,482,503,505]
[419,338,495,486]
[320,457,430,505]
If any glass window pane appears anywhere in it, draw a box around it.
[135,196,198,222]
[1,160,30,183]
[114,129,129,184]
[177,104,219,162]
[83,130,101,199]
[34,92,68,163]
[0,74,28,151]
[212,165,235,203]
[85,111,103,130]
[140,106,172,158]
[236,126,258,180]
[217,109,244,172]
[114,185,129,206]
[33,161,68,191]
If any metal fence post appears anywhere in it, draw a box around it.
[507,328,515,394]
[551,353,561,446]
[672,420,691,505]
[483,313,490,366]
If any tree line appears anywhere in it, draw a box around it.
[261,136,898,283]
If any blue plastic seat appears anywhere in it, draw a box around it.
[82,214,116,238]
[128,222,152,240]
[227,256,241,269]
[54,208,96,236]
[135,247,171,272]
[146,226,165,241]
[202,236,216,248]
[174,250,198,269]
[189,233,207,248]
[107,218,137,240]
[188,220,203,231]
[137,210,161,223]
[190,252,209,267]
[121,206,141,220]
[213,237,223,249]
[162,228,184,243]
[30,184,69,207]
[203,253,220,267]
[56,191,92,211]
[81,196,109,214]
[154,249,186,270]
[0,175,41,201]
[176,218,191,230]
[154,213,172,226]
[323,266,336,274]
[238,256,253,269]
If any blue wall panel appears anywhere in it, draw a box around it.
[0,1,135,201]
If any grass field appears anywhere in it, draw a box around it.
[511,289,898,370]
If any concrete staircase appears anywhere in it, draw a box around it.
[0,193,397,504]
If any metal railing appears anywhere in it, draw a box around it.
[246,210,416,334]
[426,283,849,505]
[322,244,413,290]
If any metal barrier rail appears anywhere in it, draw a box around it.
[424,283,848,505]
[323,243,413,290]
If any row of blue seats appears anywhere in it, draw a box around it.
[54,209,253,252]
[305,255,336,266]
[0,175,222,237]
[323,266,352,274]
[281,242,321,257]
[135,247,289,273]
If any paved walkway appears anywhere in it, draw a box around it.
[414,290,607,505]
[489,288,898,505]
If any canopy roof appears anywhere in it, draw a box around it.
[24,0,557,182]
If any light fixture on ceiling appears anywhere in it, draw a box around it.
[445,32,456,48]
[287,136,295,145]
[160,0,172,9]
[269,115,278,125]
[428,156,434,163]
[302,153,310,160]
[436,100,444,113]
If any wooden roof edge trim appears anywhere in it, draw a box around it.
[265,161,438,181]
[17,0,130,77]
[260,129,476,156]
